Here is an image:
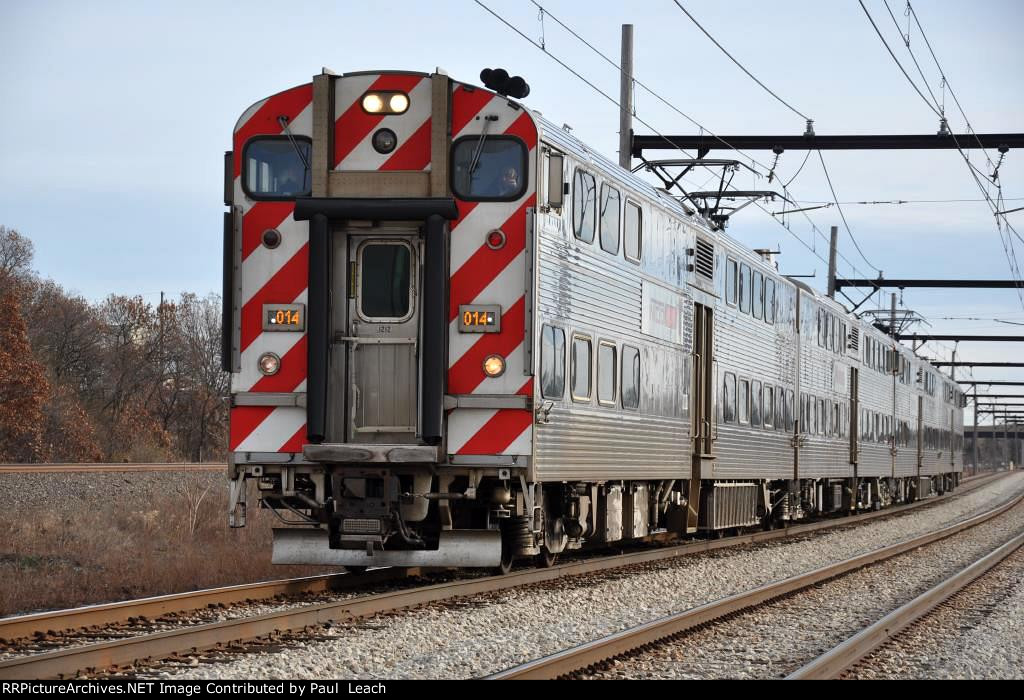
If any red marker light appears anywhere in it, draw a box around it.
[486,229,506,250]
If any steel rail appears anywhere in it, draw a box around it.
[0,473,1000,679]
[787,529,1024,679]
[0,568,408,642]
[0,473,996,644]
[487,489,1024,679]
[0,463,225,474]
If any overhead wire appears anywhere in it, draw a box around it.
[475,0,886,311]
[860,0,1024,310]
[662,1,892,303]
[669,0,811,123]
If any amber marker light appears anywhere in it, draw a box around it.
[483,354,506,378]
[258,352,281,376]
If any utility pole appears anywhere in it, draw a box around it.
[890,293,897,337]
[618,24,634,170]
[827,225,838,298]
[972,382,979,472]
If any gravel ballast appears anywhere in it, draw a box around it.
[847,547,1024,680]
[584,500,1024,679]
[145,472,1024,680]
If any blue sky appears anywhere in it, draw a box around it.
[2,0,1022,421]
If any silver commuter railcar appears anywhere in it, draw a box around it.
[223,68,964,571]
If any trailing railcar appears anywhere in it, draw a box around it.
[222,68,963,571]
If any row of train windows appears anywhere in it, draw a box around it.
[860,410,910,446]
[540,324,640,409]
[721,373,795,431]
[800,393,850,439]
[817,308,847,355]
[924,427,959,451]
[724,258,777,324]
[572,169,642,263]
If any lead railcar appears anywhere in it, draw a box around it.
[223,68,964,570]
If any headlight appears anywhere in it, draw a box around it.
[258,352,281,376]
[388,93,409,113]
[362,93,385,113]
[483,354,506,378]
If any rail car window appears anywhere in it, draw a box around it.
[359,242,411,320]
[818,398,826,435]
[785,390,795,431]
[624,201,642,263]
[243,137,312,199]
[723,372,737,423]
[726,258,738,306]
[752,271,764,320]
[622,345,640,409]
[817,309,825,347]
[776,386,785,431]
[571,335,593,402]
[451,136,527,201]
[739,264,752,314]
[540,325,566,399]
[751,381,763,428]
[765,279,776,324]
[598,341,618,406]
[572,169,597,243]
[599,184,621,255]
[738,379,750,425]
[764,385,775,428]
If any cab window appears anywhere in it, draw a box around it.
[451,136,527,201]
[243,137,312,199]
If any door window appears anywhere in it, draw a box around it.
[359,242,412,320]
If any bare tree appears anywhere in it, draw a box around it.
[0,226,33,279]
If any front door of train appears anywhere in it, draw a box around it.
[332,230,421,444]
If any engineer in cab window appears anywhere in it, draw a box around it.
[276,162,304,196]
[498,165,520,197]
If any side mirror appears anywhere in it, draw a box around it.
[547,153,564,209]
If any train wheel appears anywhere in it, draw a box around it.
[496,545,514,575]
[495,521,516,575]
[345,565,368,575]
[537,546,558,568]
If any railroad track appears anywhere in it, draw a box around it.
[0,471,1006,679]
[0,463,225,473]
[787,529,1024,679]
[488,488,1024,679]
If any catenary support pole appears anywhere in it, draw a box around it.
[618,24,634,170]
[827,226,838,298]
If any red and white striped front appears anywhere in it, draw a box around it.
[445,83,538,458]
[229,83,313,454]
